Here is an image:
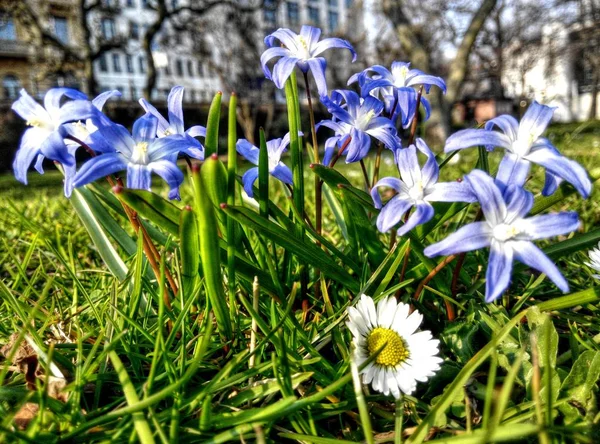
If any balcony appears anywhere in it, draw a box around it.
[0,39,31,58]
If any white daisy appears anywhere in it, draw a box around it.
[585,242,600,279]
[346,294,442,398]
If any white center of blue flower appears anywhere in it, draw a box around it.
[492,223,520,242]
[295,36,311,60]
[394,66,409,87]
[408,180,425,201]
[355,110,376,131]
[27,117,54,132]
[131,142,150,164]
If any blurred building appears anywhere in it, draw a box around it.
[0,0,86,101]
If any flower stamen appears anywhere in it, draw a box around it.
[367,327,410,367]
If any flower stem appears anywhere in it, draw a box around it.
[328,136,352,168]
[372,142,384,188]
[413,254,457,302]
[395,394,404,444]
[408,86,424,146]
[359,159,371,191]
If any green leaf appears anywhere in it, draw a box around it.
[180,206,200,297]
[70,188,128,281]
[191,165,232,341]
[114,188,180,236]
[200,154,228,230]
[205,91,222,157]
[543,227,600,259]
[558,350,600,424]
[221,204,360,292]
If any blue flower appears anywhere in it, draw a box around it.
[73,114,192,200]
[371,139,476,235]
[236,133,299,197]
[424,170,580,302]
[11,88,96,187]
[320,90,399,163]
[349,62,446,128]
[444,101,592,198]
[139,86,206,160]
[261,25,356,96]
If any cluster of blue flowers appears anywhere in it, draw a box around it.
[10,24,592,303]
[12,86,205,200]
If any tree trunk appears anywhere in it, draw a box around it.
[589,69,599,120]
[143,0,167,99]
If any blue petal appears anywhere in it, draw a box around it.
[464,170,506,226]
[40,130,73,166]
[271,56,300,89]
[139,98,170,136]
[264,28,300,51]
[55,99,97,126]
[236,139,259,165]
[44,88,87,116]
[424,221,492,257]
[406,72,447,93]
[495,153,531,190]
[149,159,184,200]
[517,101,555,143]
[542,171,562,196]
[426,182,477,203]
[415,139,438,186]
[512,241,569,292]
[484,115,519,141]
[397,146,421,188]
[312,37,357,62]
[186,125,207,138]
[522,212,580,241]
[179,134,204,160]
[96,122,133,156]
[376,196,413,233]
[365,125,398,150]
[13,127,46,184]
[11,89,50,122]
[299,25,321,48]
[445,129,512,153]
[345,128,371,163]
[167,86,185,134]
[393,88,417,128]
[361,78,395,96]
[92,90,121,110]
[330,89,360,111]
[271,162,293,185]
[73,153,127,188]
[261,47,291,79]
[524,144,592,198]
[63,162,77,198]
[397,202,434,236]
[242,167,259,197]
[503,185,534,223]
[127,164,152,190]
[485,240,514,302]
[362,95,384,117]
[371,177,406,209]
[133,114,159,144]
[307,57,328,96]
[323,136,340,166]
[147,134,189,161]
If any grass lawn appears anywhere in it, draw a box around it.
[0,119,600,442]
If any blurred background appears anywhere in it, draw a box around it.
[0,0,598,172]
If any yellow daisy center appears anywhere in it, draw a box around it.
[367,327,409,367]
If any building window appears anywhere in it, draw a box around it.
[171,0,178,8]
[130,22,139,39]
[101,18,116,40]
[126,0,135,6]
[0,14,16,41]
[141,0,151,8]
[112,53,122,72]
[126,54,134,73]
[328,0,337,7]
[175,58,183,77]
[138,55,146,73]
[345,0,352,7]
[186,60,193,77]
[308,7,320,25]
[53,17,69,44]
[328,10,338,31]
[287,2,299,26]
[264,0,276,25]
[3,75,20,99]
[98,53,108,72]
[197,61,204,77]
